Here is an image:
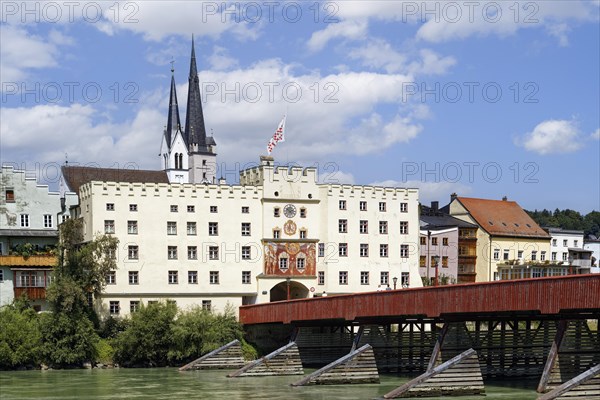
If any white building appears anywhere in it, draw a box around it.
[545,227,592,273]
[583,235,600,273]
[0,165,77,310]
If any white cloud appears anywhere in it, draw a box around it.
[318,170,355,185]
[208,46,239,71]
[348,39,407,73]
[407,49,456,76]
[307,20,368,52]
[592,128,600,140]
[518,119,583,154]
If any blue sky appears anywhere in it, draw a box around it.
[1,1,599,212]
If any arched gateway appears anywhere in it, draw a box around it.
[269,280,310,302]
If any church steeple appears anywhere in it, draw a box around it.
[184,35,210,154]
[165,63,181,148]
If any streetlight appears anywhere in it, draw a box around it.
[393,276,398,290]
[286,277,291,300]
[433,255,440,286]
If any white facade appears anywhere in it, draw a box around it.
[0,165,77,308]
[77,157,421,317]
[583,238,600,273]
[546,228,585,264]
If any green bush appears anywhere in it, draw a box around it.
[95,339,115,364]
[0,305,41,369]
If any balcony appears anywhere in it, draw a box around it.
[0,255,57,267]
[14,287,47,300]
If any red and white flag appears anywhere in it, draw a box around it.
[267,115,286,155]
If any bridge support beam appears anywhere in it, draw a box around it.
[291,344,379,386]
[538,363,600,400]
[178,339,245,371]
[227,341,303,377]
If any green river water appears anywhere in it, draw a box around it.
[0,368,540,399]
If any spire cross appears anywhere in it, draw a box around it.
[170,58,175,73]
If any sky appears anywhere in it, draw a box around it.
[1,1,599,213]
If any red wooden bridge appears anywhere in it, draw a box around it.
[240,275,600,325]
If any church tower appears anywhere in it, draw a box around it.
[184,36,217,184]
[160,65,189,184]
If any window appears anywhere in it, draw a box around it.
[360,271,369,285]
[129,204,138,212]
[503,249,510,260]
[339,243,348,257]
[128,220,138,234]
[380,271,389,285]
[442,238,449,246]
[380,244,388,258]
[242,271,251,284]
[274,207,280,217]
[241,223,251,236]
[299,229,307,239]
[210,205,218,213]
[130,301,140,313]
[400,202,408,212]
[61,215,69,223]
[106,271,116,284]
[5,189,14,202]
[541,251,546,261]
[109,301,120,315]
[202,300,212,311]
[188,271,198,284]
[431,237,438,245]
[297,258,305,270]
[339,271,348,285]
[562,252,568,261]
[420,237,426,245]
[0,270,3,282]
[360,201,367,211]
[442,256,448,268]
[273,229,280,239]
[518,250,524,259]
[379,221,388,234]
[187,205,195,213]
[128,246,139,260]
[359,220,368,234]
[104,220,115,234]
[43,214,52,228]
[168,246,178,260]
[420,256,426,267]
[400,221,408,234]
[209,271,219,284]
[188,246,197,260]
[167,221,177,235]
[531,251,537,261]
[106,203,115,211]
[318,243,325,257]
[379,202,386,212]
[401,272,410,288]
[339,200,346,210]
[129,271,139,285]
[400,244,409,258]
[300,208,306,218]
[551,252,557,261]
[493,249,500,260]
[20,214,29,227]
[574,240,579,247]
[209,222,218,236]
[552,239,557,247]
[208,246,219,260]
[241,206,249,213]
[187,222,197,235]
[279,257,288,270]
[563,239,568,247]
[242,246,251,260]
[360,243,369,257]
[170,205,178,212]
[168,270,178,284]
[318,271,325,285]
[338,219,348,233]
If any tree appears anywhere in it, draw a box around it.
[0,304,41,369]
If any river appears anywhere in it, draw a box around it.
[0,368,539,399]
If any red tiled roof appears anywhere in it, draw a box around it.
[62,166,169,194]
[456,197,550,239]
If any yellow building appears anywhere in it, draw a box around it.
[447,195,551,281]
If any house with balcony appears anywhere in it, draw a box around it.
[420,202,478,284]
[544,227,593,274]
[0,165,77,310]
[445,195,551,281]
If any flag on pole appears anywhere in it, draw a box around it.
[267,115,286,155]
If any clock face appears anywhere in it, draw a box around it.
[283,204,297,218]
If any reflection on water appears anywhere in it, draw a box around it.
[0,368,539,400]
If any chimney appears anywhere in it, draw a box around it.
[431,201,439,211]
[502,196,508,201]
[450,193,457,202]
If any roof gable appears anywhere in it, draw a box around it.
[61,166,169,194]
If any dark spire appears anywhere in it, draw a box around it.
[165,62,181,148]
[184,35,211,153]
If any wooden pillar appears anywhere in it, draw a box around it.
[427,323,449,371]
[537,320,568,393]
